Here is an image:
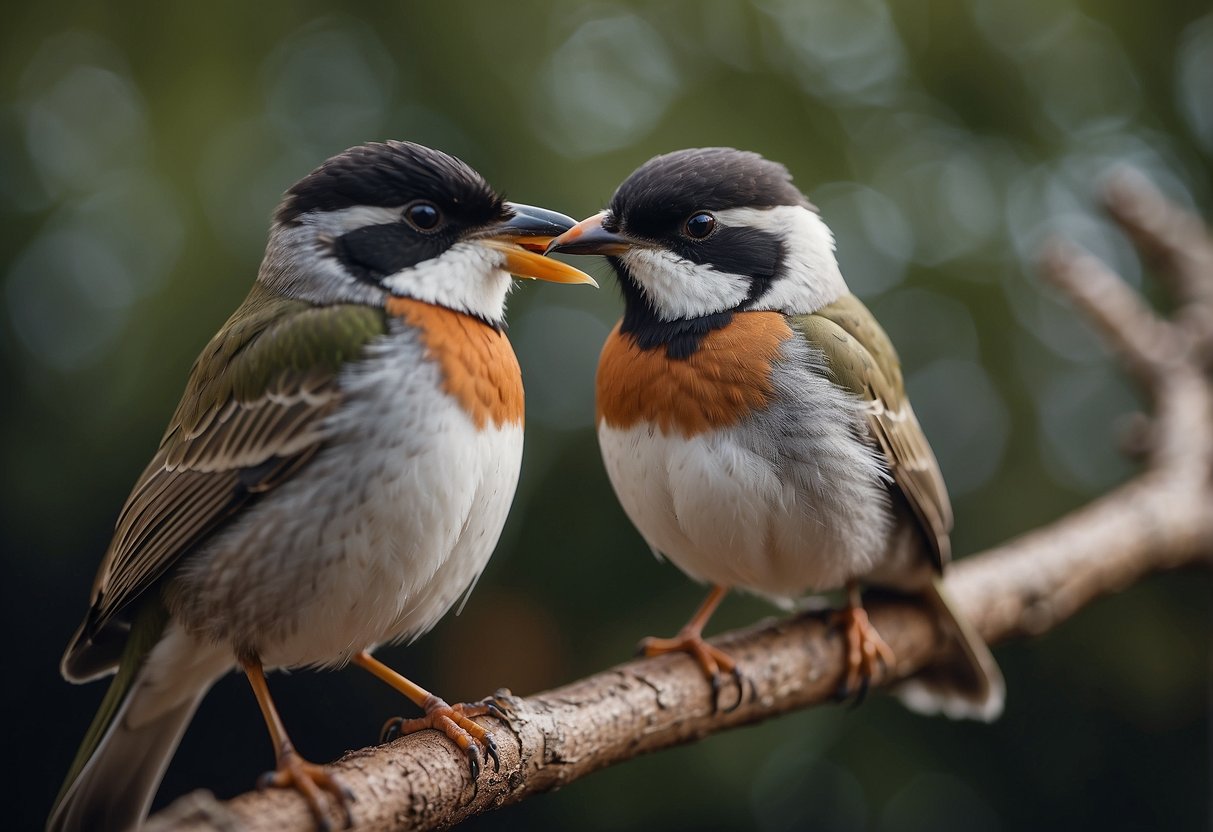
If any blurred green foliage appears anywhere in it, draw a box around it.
[2,1,1209,830]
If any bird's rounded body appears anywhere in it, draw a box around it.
[169,301,524,669]
[597,312,895,602]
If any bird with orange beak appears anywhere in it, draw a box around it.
[548,147,1003,720]
[49,140,595,832]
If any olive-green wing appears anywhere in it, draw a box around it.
[788,293,953,570]
[63,285,387,681]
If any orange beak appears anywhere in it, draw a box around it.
[545,212,635,256]
[485,203,598,285]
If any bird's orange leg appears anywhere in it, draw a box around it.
[638,585,747,712]
[241,656,353,832]
[352,652,502,782]
[830,582,896,699]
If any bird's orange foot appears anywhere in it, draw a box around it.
[830,604,896,701]
[381,697,502,781]
[257,748,353,832]
[638,631,748,713]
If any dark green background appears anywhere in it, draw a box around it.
[2,2,1209,830]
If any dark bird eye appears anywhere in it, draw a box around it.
[684,212,715,239]
[406,202,441,231]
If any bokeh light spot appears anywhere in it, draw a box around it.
[812,182,913,298]
[908,358,1009,496]
[531,11,682,158]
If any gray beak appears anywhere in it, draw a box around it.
[494,202,579,252]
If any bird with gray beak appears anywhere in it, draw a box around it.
[547,147,1004,721]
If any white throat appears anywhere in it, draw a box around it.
[618,247,751,321]
[380,241,512,323]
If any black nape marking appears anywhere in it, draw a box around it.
[614,258,733,359]
[333,223,449,284]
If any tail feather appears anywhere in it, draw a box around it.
[48,604,227,832]
[893,577,1005,722]
[47,684,207,832]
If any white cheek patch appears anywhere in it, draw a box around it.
[381,241,513,322]
[620,247,750,321]
[300,205,404,234]
[717,205,849,315]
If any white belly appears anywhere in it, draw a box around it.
[175,331,522,669]
[598,414,891,602]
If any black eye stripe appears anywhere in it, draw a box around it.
[669,226,783,282]
[610,226,786,359]
[333,223,450,284]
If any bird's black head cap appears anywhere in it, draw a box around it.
[607,147,810,239]
[276,140,505,227]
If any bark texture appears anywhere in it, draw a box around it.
[146,173,1213,832]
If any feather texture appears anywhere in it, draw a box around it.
[62,285,387,681]
[789,293,953,571]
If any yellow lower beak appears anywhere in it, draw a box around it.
[485,239,598,286]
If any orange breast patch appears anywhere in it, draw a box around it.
[386,297,523,429]
[596,312,791,437]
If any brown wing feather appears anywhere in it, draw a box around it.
[91,383,339,626]
[63,290,386,681]
[865,398,952,568]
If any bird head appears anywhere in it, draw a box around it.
[547,147,847,322]
[260,140,595,326]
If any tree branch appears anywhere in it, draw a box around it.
[146,174,1213,832]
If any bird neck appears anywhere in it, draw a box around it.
[611,257,737,360]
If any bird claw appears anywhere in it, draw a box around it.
[465,744,481,782]
[708,664,749,714]
[380,716,404,744]
[830,603,896,702]
[639,630,747,713]
[256,749,353,830]
[484,732,501,772]
[379,699,503,787]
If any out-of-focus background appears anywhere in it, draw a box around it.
[2,1,1210,829]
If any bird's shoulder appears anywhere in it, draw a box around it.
[786,293,904,404]
[168,285,389,437]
